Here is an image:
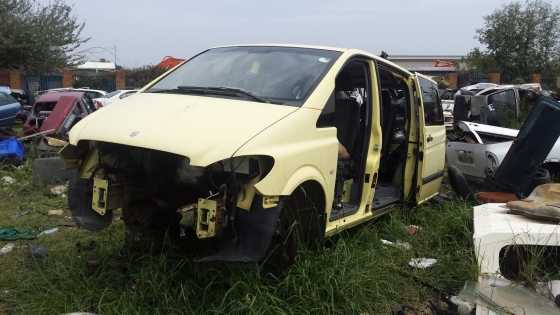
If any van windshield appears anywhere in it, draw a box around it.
[146,46,341,106]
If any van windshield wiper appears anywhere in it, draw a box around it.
[176,86,270,103]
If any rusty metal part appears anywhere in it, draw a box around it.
[195,197,225,239]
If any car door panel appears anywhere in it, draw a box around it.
[414,74,446,203]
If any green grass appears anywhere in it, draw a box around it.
[0,161,477,314]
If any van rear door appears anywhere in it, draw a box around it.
[414,74,446,203]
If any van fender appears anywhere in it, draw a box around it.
[280,165,327,196]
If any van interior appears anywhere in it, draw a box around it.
[319,61,410,221]
[375,66,410,209]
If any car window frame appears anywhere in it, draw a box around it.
[418,76,444,126]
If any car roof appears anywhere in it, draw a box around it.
[462,83,499,91]
[205,44,413,76]
[36,91,84,103]
[476,85,515,95]
[73,87,107,94]
[44,88,107,95]
[211,43,348,52]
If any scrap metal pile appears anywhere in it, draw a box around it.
[445,85,560,314]
[0,87,116,182]
[446,85,560,199]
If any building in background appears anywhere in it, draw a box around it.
[75,61,116,71]
[157,56,185,70]
[389,55,465,89]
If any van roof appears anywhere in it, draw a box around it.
[207,44,414,76]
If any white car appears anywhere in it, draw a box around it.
[93,90,138,107]
[39,88,108,100]
[447,121,560,184]
[455,83,499,96]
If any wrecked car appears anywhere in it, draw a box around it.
[61,45,446,266]
[39,87,107,100]
[0,90,21,128]
[447,121,560,184]
[23,91,96,138]
[447,98,560,197]
[452,84,541,128]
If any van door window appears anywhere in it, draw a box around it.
[418,78,443,125]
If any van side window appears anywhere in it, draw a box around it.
[419,77,443,125]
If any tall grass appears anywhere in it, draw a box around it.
[0,163,477,314]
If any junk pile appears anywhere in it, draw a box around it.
[0,89,100,184]
[446,93,560,313]
[469,189,560,314]
[22,90,97,155]
[445,82,546,128]
[447,96,560,200]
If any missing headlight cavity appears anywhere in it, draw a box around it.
[80,141,274,244]
[91,142,272,204]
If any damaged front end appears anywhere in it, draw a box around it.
[62,141,281,262]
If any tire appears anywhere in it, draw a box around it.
[263,185,325,272]
[68,175,113,231]
[447,166,473,200]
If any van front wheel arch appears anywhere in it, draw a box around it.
[262,181,326,271]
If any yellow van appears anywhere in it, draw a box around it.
[62,45,445,265]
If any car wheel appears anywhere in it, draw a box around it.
[447,166,473,200]
[262,185,324,273]
[68,174,113,231]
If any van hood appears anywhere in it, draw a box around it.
[69,93,297,166]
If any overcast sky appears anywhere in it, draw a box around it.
[70,0,527,67]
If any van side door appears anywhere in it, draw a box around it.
[414,74,446,203]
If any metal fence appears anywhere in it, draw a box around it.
[24,74,63,94]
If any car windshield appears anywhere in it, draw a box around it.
[0,92,18,106]
[146,46,341,106]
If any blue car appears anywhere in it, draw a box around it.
[0,91,21,128]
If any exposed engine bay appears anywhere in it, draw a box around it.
[64,141,280,261]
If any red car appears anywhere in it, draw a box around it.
[23,91,96,137]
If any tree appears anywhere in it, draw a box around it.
[0,0,88,72]
[124,65,166,89]
[467,0,560,81]
[463,48,499,73]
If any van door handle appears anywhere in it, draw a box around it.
[427,135,434,142]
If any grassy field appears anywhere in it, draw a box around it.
[0,161,477,314]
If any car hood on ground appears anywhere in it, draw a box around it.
[69,93,298,166]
